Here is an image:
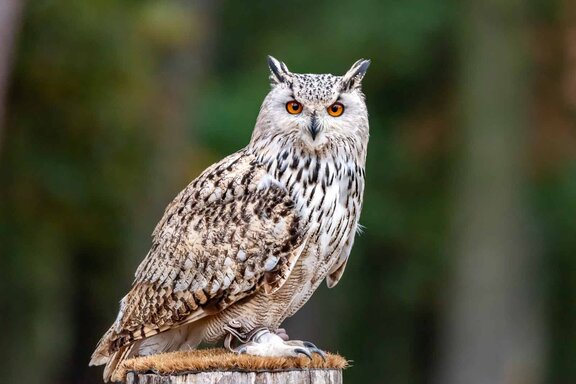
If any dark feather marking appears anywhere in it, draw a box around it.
[310,161,320,184]
[296,167,303,183]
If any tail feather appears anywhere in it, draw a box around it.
[90,325,132,382]
[90,326,115,367]
[104,344,134,382]
[90,320,209,382]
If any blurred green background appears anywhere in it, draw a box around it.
[1,0,575,383]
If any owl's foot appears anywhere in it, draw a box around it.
[224,327,325,360]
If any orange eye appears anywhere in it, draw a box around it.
[327,102,344,117]
[286,100,303,115]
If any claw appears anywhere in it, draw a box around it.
[310,348,327,361]
[294,347,313,360]
[303,341,318,349]
[302,341,326,361]
[224,327,326,362]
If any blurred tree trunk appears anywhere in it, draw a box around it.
[564,0,576,117]
[126,0,219,272]
[0,0,24,154]
[435,1,544,384]
[59,2,221,383]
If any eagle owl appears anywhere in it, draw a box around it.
[90,56,370,382]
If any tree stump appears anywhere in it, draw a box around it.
[125,369,342,384]
[120,348,347,384]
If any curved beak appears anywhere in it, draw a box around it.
[308,112,319,140]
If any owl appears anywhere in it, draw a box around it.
[90,56,370,382]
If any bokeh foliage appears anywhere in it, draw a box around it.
[0,1,575,383]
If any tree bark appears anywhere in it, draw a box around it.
[435,1,544,384]
[0,0,24,154]
[125,369,343,384]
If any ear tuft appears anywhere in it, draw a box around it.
[341,59,371,91]
[267,56,291,86]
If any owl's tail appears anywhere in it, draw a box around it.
[90,321,208,382]
[101,345,133,382]
[89,325,134,382]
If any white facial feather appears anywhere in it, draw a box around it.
[251,58,370,155]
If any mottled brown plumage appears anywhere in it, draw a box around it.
[90,56,370,382]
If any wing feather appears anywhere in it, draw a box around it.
[93,150,305,359]
[326,223,356,288]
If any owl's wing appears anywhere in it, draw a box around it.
[94,150,306,359]
[326,228,356,288]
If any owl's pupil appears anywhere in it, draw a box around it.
[292,103,299,110]
[331,105,338,112]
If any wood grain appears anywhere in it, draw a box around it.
[125,369,343,384]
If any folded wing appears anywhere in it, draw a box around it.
[90,150,305,366]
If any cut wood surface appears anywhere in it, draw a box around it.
[125,369,343,384]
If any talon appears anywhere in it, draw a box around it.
[294,347,313,360]
[284,340,326,360]
[303,341,318,349]
[310,347,327,361]
[223,328,326,362]
[302,342,326,361]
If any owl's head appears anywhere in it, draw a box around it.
[251,56,370,152]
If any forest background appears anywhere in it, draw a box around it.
[1,1,575,383]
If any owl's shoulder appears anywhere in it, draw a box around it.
[152,148,273,237]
